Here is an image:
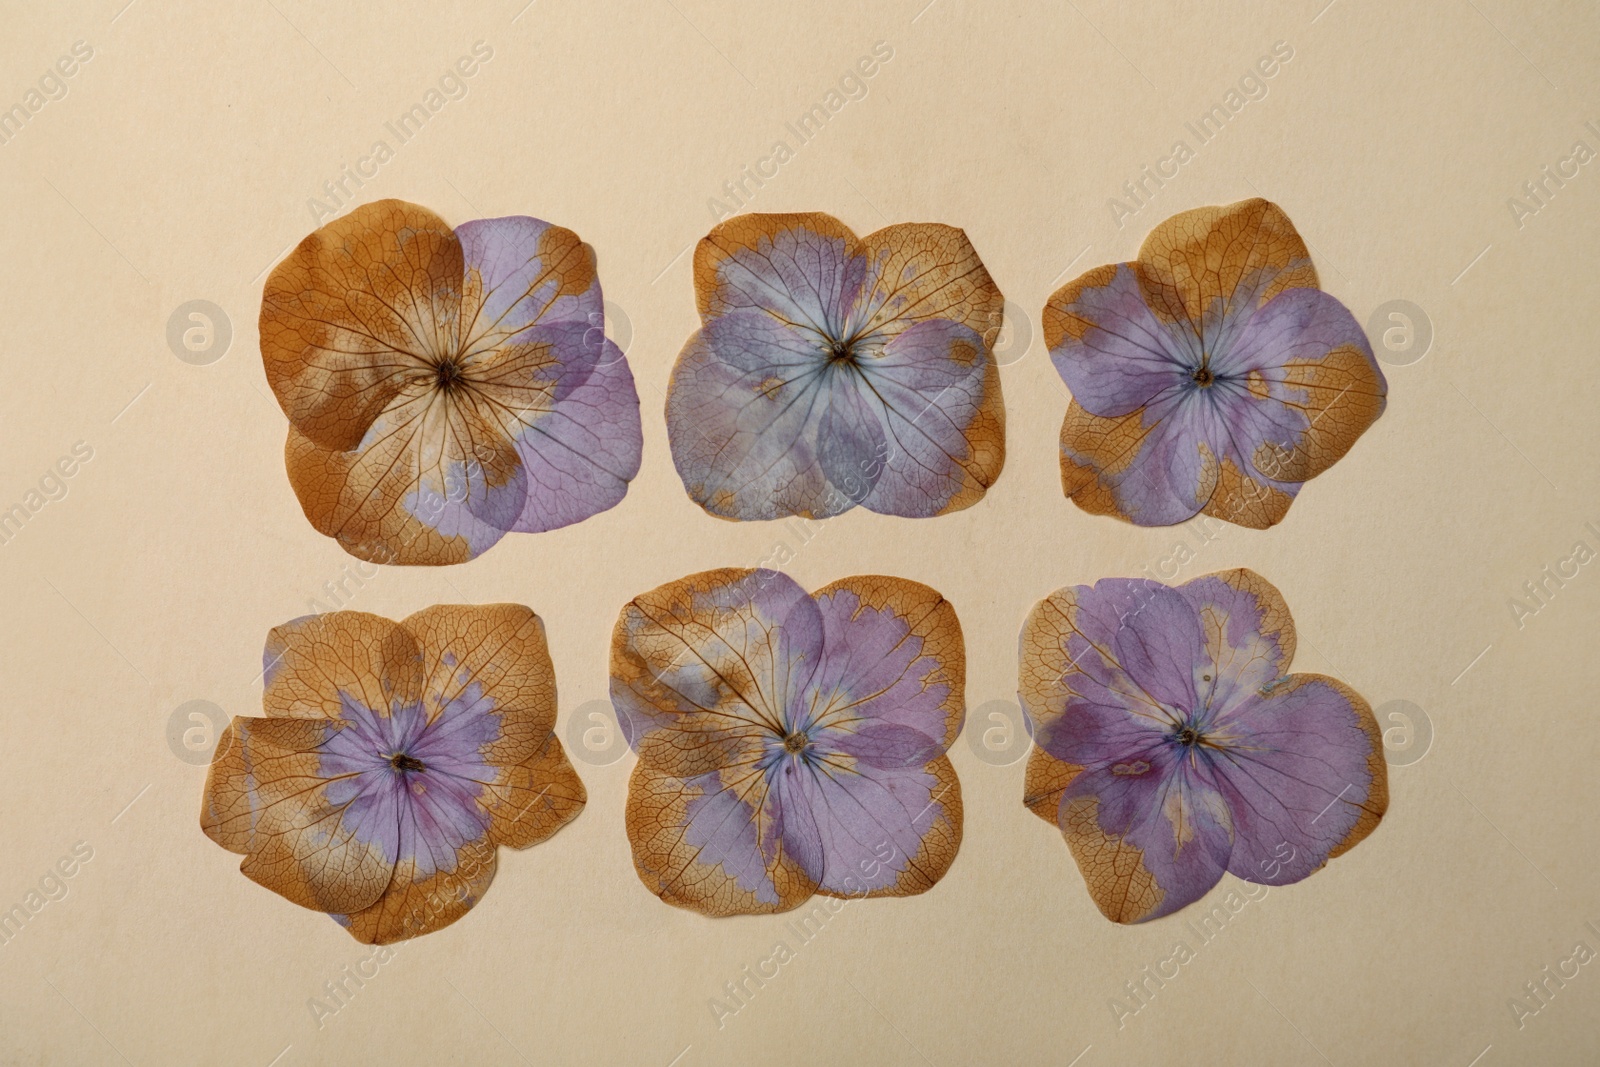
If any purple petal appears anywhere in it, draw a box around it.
[1215,287,1363,376]
[395,768,491,879]
[854,319,994,518]
[1061,389,1222,526]
[703,222,863,339]
[765,764,825,885]
[1032,671,1172,771]
[456,215,600,341]
[1176,571,1295,713]
[1049,263,1193,418]
[1028,578,1207,759]
[815,370,888,506]
[1212,287,1387,486]
[1057,744,1234,921]
[1208,675,1382,885]
[774,759,956,896]
[411,687,500,779]
[802,584,954,758]
[666,311,842,520]
[831,723,945,771]
[335,770,406,869]
[671,767,790,907]
[508,339,642,533]
[1106,581,1206,712]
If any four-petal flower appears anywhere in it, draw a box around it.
[261,199,643,565]
[611,568,965,915]
[201,605,586,943]
[1045,199,1386,528]
[667,212,1006,520]
[1019,569,1387,923]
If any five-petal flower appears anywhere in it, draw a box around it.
[1019,569,1387,923]
[667,212,1006,520]
[201,605,586,943]
[1045,199,1386,528]
[261,199,642,565]
[611,568,965,915]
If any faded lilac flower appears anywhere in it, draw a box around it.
[611,568,965,915]
[262,199,642,564]
[1045,199,1386,528]
[201,606,585,943]
[667,212,1006,520]
[1020,568,1387,923]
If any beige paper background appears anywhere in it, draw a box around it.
[1,0,1596,1063]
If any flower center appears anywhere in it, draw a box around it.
[389,752,426,773]
[433,358,466,393]
[782,731,809,754]
[1175,726,1201,747]
[1190,364,1215,387]
[826,338,855,365]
